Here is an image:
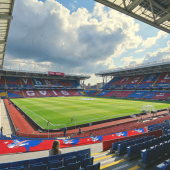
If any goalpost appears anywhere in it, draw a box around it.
[141,105,155,113]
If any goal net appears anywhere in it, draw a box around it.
[141,105,155,114]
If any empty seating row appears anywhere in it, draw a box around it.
[0,149,99,170]
[103,72,170,90]
[117,136,154,154]
[0,77,81,88]
[127,135,170,159]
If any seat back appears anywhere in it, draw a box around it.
[64,157,76,168]
[30,162,42,170]
[11,160,29,169]
[137,143,144,155]
[112,142,118,150]
[118,143,126,153]
[153,145,161,160]
[32,164,47,170]
[144,141,150,149]
[49,161,62,169]
[49,166,65,170]
[141,148,153,164]
[10,165,25,170]
[127,145,137,157]
[67,161,81,170]
[82,157,94,169]
[85,162,100,170]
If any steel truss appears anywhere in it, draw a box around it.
[94,0,170,33]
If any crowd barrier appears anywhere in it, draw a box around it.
[0,127,147,155]
[102,129,162,151]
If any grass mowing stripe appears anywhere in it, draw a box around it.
[11,97,170,129]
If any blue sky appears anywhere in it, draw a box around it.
[4,0,170,85]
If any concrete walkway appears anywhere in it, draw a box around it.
[1,100,13,137]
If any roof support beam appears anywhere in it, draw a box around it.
[156,12,170,25]
[0,15,13,20]
[94,0,170,33]
[127,0,144,11]
[0,41,7,44]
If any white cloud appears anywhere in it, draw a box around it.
[74,1,77,3]
[121,56,145,66]
[142,30,168,48]
[135,48,145,53]
[121,41,170,67]
[69,3,76,10]
[5,0,142,78]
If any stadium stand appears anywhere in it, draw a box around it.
[124,75,145,89]
[36,90,51,97]
[59,90,72,96]
[42,78,55,85]
[69,80,82,88]
[0,76,5,89]
[60,79,73,88]
[32,78,44,85]
[48,90,62,97]
[6,77,21,87]
[7,90,24,98]
[104,90,121,97]
[84,90,90,95]
[137,73,160,89]
[128,91,149,98]
[104,77,121,89]
[0,90,7,98]
[20,77,34,88]
[0,149,91,170]
[96,91,110,96]
[23,90,39,98]
[69,90,81,96]
[115,91,134,98]
[52,79,63,86]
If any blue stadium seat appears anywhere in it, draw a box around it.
[29,157,48,164]
[141,148,154,164]
[82,157,94,169]
[164,159,170,164]
[31,164,47,170]
[48,161,62,169]
[137,143,144,155]
[127,145,137,157]
[77,154,88,166]
[112,142,118,150]
[64,157,76,169]
[10,165,25,170]
[0,162,11,169]
[11,160,29,169]
[144,141,150,149]
[153,145,161,160]
[30,163,42,170]
[85,162,100,170]
[67,161,80,170]
[118,142,126,153]
[49,167,65,170]
[155,163,170,170]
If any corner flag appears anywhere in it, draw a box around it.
[47,121,49,127]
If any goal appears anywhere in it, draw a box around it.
[141,105,155,114]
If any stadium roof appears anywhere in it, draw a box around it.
[0,68,90,80]
[0,0,14,67]
[94,0,170,33]
[95,59,170,77]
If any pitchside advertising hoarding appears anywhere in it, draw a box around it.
[48,71,65,76]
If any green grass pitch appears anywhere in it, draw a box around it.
[11,97,170,129]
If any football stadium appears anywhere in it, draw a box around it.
[1,0,170,170]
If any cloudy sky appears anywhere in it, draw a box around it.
[4,0,170,85]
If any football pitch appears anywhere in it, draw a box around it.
[11,97,170,129]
